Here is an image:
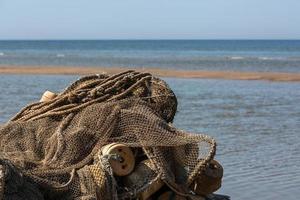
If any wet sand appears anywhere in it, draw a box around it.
[1,66,300,82]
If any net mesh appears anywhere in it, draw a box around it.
[0,70,216,199]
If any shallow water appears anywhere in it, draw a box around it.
[0,75,300,200]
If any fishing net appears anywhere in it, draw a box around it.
[0,70,216,200]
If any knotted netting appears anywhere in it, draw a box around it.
[0,70,216,200]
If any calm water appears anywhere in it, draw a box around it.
[1,40,300,72]
[0,75,299,200]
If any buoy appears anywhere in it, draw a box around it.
[123,160,164,200]
[40,91,57,102]
[193,160,223,195]
[101,143,135,176]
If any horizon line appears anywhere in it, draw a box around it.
[0,38,300,41]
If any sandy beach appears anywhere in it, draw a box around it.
[1,66,300,82]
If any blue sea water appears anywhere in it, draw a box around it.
[0,75,300,200]
[0,40,300,72]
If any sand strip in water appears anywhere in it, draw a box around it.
[1,66,300,82]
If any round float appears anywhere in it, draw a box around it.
[101,143,135,176]
[40,91,57,102]
[193,160,223,195]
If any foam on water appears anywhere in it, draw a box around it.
[56,54,65,58]
[229,56,244,60]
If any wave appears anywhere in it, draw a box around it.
[226,56,300,61]
[56,54,65,58]
[259,57,274,60]
[258,56,288,61]
[229,56,245,60]
[2,51,300,61]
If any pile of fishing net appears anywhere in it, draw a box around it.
[0,71,228,200]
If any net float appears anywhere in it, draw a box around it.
[193,160,223,196]
[101,143,135,176]
[40,91,57,102]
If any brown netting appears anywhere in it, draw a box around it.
[0,70,216,200]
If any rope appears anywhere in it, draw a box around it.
[11,71,152,122]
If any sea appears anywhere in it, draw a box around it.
[0,40,300,199]
[0,40,300,72]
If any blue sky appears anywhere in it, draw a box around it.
[0,0,299,39]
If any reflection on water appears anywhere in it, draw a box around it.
[0,75,300,200]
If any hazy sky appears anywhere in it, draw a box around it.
[0,0,299,39]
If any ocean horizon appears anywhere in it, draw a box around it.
[1,40,300,73]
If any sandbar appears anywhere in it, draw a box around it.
[0,65,300,82]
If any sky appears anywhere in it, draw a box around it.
[0,0,299,40]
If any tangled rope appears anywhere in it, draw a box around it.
[11,70,154,122]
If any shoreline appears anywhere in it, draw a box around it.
[1,65,300,82]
